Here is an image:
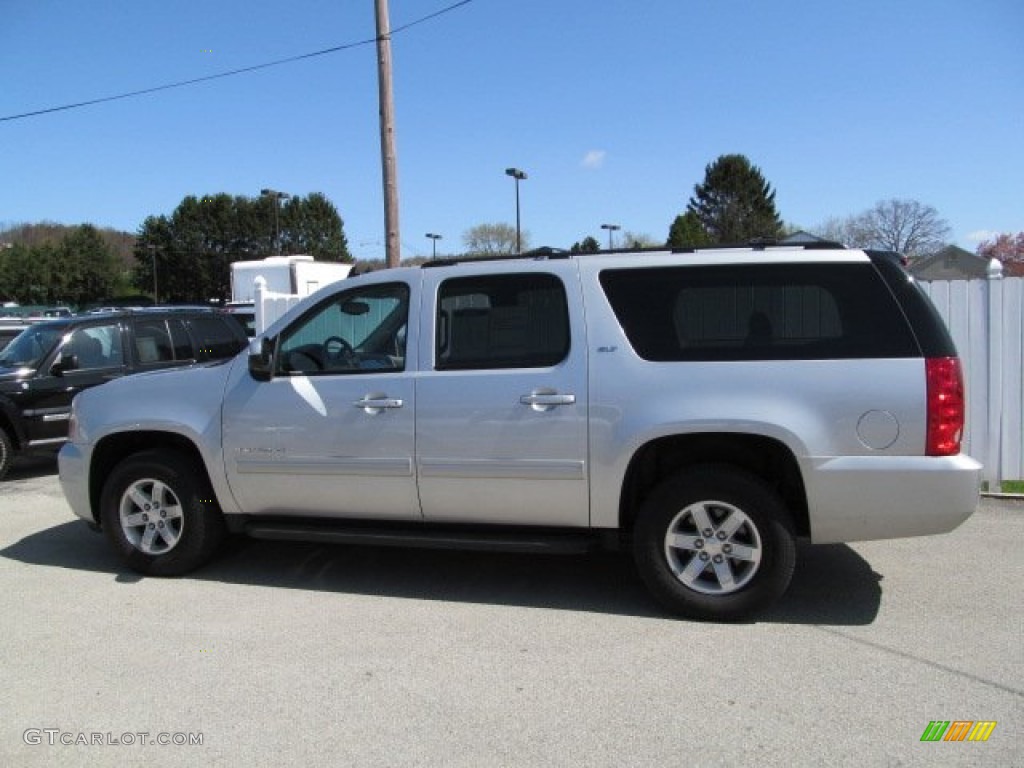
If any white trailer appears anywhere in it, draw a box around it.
[230,255,352,304]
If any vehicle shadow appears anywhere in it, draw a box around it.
[1,522,881,625]
[3,456,58,481]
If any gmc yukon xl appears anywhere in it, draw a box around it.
[58,246,981,620]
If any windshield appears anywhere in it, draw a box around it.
[0,323,67,368]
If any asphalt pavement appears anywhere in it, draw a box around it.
[0,459,1020,767]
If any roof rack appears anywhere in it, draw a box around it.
[422,246,573,269]
[419,239,848,268]
[675,238,846,253]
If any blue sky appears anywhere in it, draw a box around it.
[2,0,1021,260]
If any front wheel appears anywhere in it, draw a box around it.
[0,427,13,481]
[100,450,225,576]
[632,466,796,621]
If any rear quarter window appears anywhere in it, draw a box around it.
[599,263,920,361]
[187,315,246,361]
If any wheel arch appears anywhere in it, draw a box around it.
[618,432,810,538]
[87,431,211,524]
[0,398,26,450]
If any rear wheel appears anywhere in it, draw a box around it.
[633,465,796,621]
[100,450,225,576]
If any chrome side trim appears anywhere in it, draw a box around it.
[419,459,585,481]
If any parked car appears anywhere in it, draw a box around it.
[58,245,980,620]
[0,321,31,352]
[0,307,247,479]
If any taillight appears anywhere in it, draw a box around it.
[925,357,964,456]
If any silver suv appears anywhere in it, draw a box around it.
[59,245,981,620]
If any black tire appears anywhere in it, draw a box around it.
[99,450,225,576]
[633,465,796,621]
[0,427,12,481]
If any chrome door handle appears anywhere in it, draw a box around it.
[353,397,403,411]
[520,393,576,411]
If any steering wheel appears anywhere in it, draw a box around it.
[323,335,354,363]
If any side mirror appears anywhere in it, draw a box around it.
[248,337,275,382]
[51,354,79,376]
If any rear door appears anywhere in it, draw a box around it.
[415,261,590,526]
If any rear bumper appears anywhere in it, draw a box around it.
[58,442,94,524]
[804,454,982,543]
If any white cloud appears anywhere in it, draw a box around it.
[967,229,999,243]
[581,150,606,170]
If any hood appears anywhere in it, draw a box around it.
[72,357,242,444]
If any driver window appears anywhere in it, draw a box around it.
[276,283,410,375]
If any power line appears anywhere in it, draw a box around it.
[0,0,476,123]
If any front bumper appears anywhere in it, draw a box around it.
[58,442,94,524]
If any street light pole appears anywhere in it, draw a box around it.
[505,167,527,254]
[601,223,621,251]
[260,188,290,254]
[425,233,442,260]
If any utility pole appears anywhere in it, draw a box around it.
[375,0,401,269]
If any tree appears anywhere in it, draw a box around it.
[570,236,600,254]
[686,154,783,243]
[462,223,528,257]
[133,192,351,302]
[815,200,951,257]
[854,199,950,257]
[62,225,120,304]
[278,192,350,260]
[619,231,659,249]
[977,232,1024,263]
[667,211,711,248]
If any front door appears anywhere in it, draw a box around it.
[223,279,421,520]
[23,322,125,447]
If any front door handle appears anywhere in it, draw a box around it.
[520,392,576,411]
[353,396,403,413]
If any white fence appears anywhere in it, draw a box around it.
[919,266,1023,487]
[253,277,303,335]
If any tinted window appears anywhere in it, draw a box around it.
[599,264,920,361]
[187,316,245,361]
[436,273,570,370]
[168,318,193,360]
[133,319,175,364]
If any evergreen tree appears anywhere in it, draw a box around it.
[667,211,711,248]
[570,236,601,254]
[687,154,783,243]
[62,225,119,305]
[133,192,351,302]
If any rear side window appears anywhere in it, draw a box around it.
[133,319,175,364]
[436,273,570,370]
[599,264,920,361]
[187,316,246,361]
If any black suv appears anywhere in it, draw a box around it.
[0,307,247,479]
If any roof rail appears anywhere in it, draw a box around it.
[420,239,849,268]
[674,238,847,253]
[422,247,573,269]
